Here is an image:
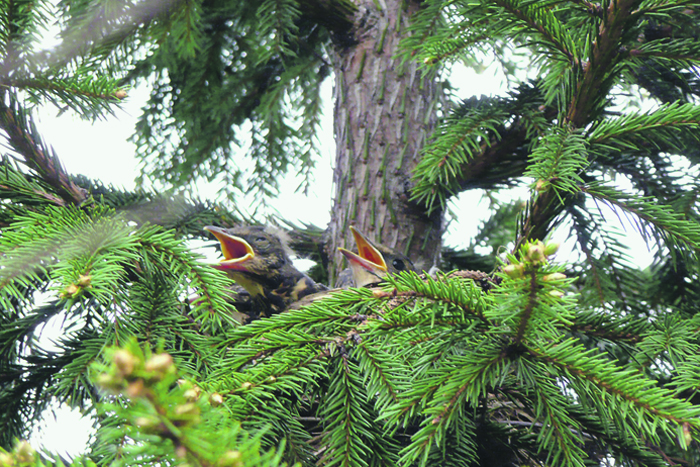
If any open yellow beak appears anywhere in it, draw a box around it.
[204,226,255,271]
[349,226,387,271]
[338,226,389,286]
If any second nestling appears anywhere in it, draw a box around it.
[337,226,416,288]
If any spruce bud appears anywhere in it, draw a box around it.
[77,274,92,287]
[62,284,79,297]
[175,445,187,459]
[174,403,199,418]
[126,379,146,398]
[145,353,174,377]
[184,387,201,401]
[134,416,160,431]
[209,393,224,406]
[96,373,121,390]
[0,452,13,466]
[682,422,692,448]
[13,441,34,464]
[542,273,566,282]
[218,450,243,467]
[113,349,137,377]
[526,242,545,262]
[503,264,524,279]
[544,241,560,257]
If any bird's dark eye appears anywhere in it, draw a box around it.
[255,237,267,243]
[392,259,405,271]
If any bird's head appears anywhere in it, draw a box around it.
[338,226,415,287]
[204,225,293,288]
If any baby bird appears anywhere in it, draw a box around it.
[204,225,327,317]
[337,226,416,288]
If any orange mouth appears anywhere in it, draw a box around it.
[338,247,386,273]
[337,226,388,276]
[348,226,387,271]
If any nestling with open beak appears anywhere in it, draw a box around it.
[205,225,327,316]
[337,226,417,288]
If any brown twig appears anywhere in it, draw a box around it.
[516,0,638,250]
[0,95,87,205]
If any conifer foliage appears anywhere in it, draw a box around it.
[2,0,700,466]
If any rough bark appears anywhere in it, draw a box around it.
[326,0,443,283]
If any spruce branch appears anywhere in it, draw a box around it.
[411,81,554,212]
[353,341,402,411]
[394,349,494,466]
[582,183,700,254]
[8,75,127,118]
[566,201,642,311]
[570,309,649,344]
[92,340,289,467]
[566,0,638,127]
[319,352,400,467]
[514,191,568,249]
[136,226,240,333]
[588,101,700,152]
[0,95,87,205]
[0,205,128,309]
[529,339,700,445]
[450,119,531,189]
[634,315,698,371]
[673,353,700,398]
[411,96,512,209]
[519,359,588,466]
[489,241,574,346]
[566,406,668,467]
[513,268,539,345]
[256,0,301,62]
[0,348,59,446]
[524,126,588,197]
[627,37,700,64]
[41,0,177,72]
[570,0,603,14]
[416,20,490,66]
[217,288,373,348]
[397,0,448,66]
[568,203,608,305]
[492,0,578,64]
[2,0,700,463]
[0,156,68,207]
[210,344,328,450]
[374,271,492,324]
[514,0,642,247]
[220,327,327,372]
[167,0,204,60]
[411,83,551,210]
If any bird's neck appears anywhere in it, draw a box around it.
[229,267,326,310]
[275,268,327,303]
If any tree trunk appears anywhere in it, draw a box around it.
[326,0,443,283]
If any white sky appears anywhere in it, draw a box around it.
[33,64,507,242]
